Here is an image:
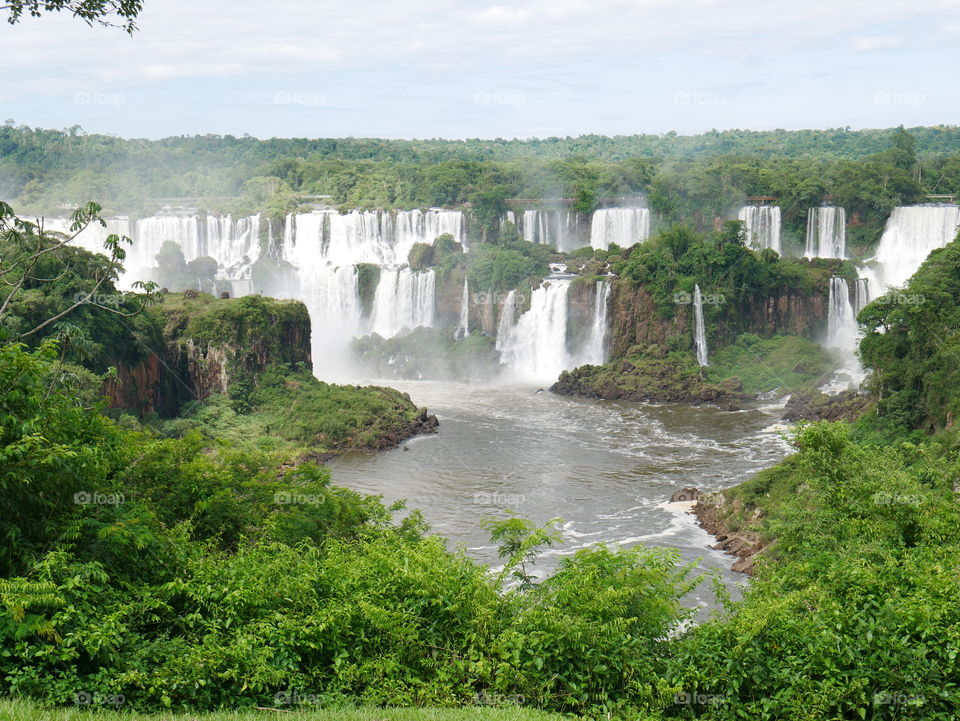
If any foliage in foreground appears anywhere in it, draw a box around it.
[0,698,571,721]
[0,341,694,718]
[667,421,960,720]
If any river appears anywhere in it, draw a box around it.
[327,380,791,611]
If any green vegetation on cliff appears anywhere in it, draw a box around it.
[554,223,842,404]
[174,368,435,457]
[3,124,943,251]
[673,421,960,719]
[155,293,436,458]
[706,333,834,395]
[859,231,960,432]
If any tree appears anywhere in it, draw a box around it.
[2,0,142,32]
[0,201,160,340]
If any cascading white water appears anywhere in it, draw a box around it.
[827,277,857,350]
[824,276,863,390]
[514,209,582,251]
[501,279,571,382]
[804,207,846,259]
[738,205,781,254]
[456,275,470,340]
[279,209,462,378]
[495,290,517,353]
[853,278,871,314]
[369,268,436,338]
[578,281,611,366]
[871,205,960,291]
[590,208,650,250]
[44,213,263,290]
[693,284,709,367]
[521,210,542,244]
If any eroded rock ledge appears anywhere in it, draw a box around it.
[670,487,770,575]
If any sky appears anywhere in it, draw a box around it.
[1,0,958,140]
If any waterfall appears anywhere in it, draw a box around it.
[590,208,650,250]
[853,278,871,314]
[827,277,858,352]
[872,205,960,291]
[495,290,517,352]
[521,210,543,244]
[369,267,436,338]
[279,209,461,378]
[693,284,709,367]
[823,276,864,391]
[44,213,264,289]
[456,275,470,339]
[515,209,582,250]
[804,207,846,259]
[501,279,571,382]
[580,281,611,366]
[738,205,781,254]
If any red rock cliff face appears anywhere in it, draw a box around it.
[610,283,691,358]
[103,355,163,416]
[609,280,829,360]
[105,295,313,418]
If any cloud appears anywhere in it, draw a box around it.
[1,0,955,87]
[0,0,956,139]
[850,34,903,52]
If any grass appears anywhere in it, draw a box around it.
[0,699,569,721]
[706,333,834,394]
[168,368,426,457]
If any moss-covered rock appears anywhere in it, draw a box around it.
[551,352,747,409]
[112,293,438,460]
[355,263,381,318]
[353,326,500,381]
[407,242,434,270]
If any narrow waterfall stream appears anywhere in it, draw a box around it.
[693,284,709,367]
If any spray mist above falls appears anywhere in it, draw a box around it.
[42,198,960,392]
[50,207,625,384]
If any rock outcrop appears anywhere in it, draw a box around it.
[551,353,749,409]
[782,389,872,422]
[688,488,770,575]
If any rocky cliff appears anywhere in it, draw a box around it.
[106,292,312,417]
[609,278,831,361]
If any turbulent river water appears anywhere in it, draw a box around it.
[327,380,792,611]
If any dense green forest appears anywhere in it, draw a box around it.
[4,204,960,718]
[4,124,959,253]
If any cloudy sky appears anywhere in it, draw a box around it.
[1,0,957,139]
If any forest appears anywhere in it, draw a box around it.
[4,123,959,255]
